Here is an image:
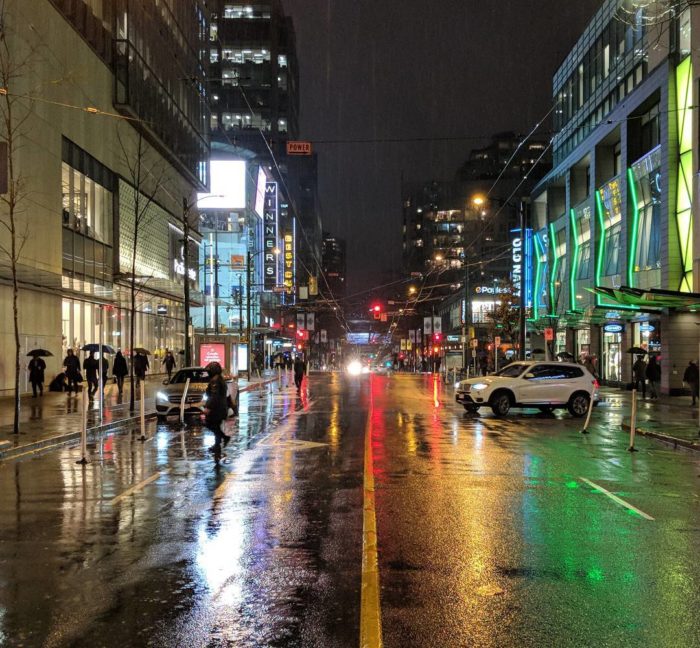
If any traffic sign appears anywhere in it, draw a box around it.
[544,327,554,341]
[494,336,501,346]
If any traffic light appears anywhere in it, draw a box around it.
[434,333,442,343]
[371,304,382,320]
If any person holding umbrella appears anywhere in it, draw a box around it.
[27,352,47,397]
[162,350,176,380]
[632,354,647,399]
[133,350,150,388]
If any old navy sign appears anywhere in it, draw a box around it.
[511,228,533,308]
[263,182,279,292]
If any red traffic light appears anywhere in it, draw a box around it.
[372,305,381,312]
[434,333,441,342]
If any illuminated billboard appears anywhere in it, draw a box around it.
[263,182,279,291]
[254,167,266,217]
[199,343,226,368]
[197,160,246,209]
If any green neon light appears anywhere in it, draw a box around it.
[594,191,606,306]
[569,208,580,311]
[627,167,640,288]
[675,56,693,292]
[533,232,545,320]
[548,222,559,316]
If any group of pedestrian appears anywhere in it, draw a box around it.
[632,354,661,399]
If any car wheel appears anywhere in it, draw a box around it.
[490,392,511,417]
[464,404,479,414]
[567,392,590,417]
[538,406,554,414]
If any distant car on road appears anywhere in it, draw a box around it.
[455,360,598,417]
[155,367,239,419]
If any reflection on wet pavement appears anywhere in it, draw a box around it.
[1,373,700,646]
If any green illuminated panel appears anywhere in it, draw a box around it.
[569,208,580,310]
[627,167,639,288]
[533,232,545,320]
[548,222,559,315]
[675,57,694,292]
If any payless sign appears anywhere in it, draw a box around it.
[263,182,279,291]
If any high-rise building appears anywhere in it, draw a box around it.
[530,0,699,392]
[322,233,347,300]
[0,0,209,394]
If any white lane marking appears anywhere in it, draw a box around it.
[579,476,655,521]
[111,469,171,505]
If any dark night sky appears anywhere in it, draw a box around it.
[283,0,603,296]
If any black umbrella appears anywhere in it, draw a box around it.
[626,347,647,355]
[557,351,575,360]
[132,347,151,355]
[27,349,52,357]
[81,343,115,354]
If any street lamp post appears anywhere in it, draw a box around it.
[182,197,193,366]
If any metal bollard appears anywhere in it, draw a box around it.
[580,392,595,434]
[76,387,89,464]
[179,378,191,426]
[628,388,638,452]
[139,380,147,441]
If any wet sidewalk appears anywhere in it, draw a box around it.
[597,386,700,449]
[0,372,281,460]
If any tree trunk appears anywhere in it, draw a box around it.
[11,251,19,434]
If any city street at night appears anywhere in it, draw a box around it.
[2,373,700,647]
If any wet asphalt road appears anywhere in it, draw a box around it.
[1,373,700,647]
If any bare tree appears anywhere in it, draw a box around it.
[0,7,36,433]
[116,127,167,412]
[486,283,519,346]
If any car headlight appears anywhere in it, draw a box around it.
[454,381,461,389]
[347,360,363,376]
[471,382,488,391]
[156,391,168,402]
[202,393,208,402]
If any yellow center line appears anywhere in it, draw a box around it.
[111,468,171,505]
[360,376,383,648]
[579,476,655,520]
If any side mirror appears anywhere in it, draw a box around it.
[524,373,535,380]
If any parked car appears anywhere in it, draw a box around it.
[155,367,239,419]
[455,360,598,417]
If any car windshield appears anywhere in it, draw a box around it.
[170,369,210,384]
[494,363,529,378]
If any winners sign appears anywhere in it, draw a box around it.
[264,182,279,291]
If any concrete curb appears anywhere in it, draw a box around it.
[0,376,281,462]
[0,411,158,461]
[620,422,700,451]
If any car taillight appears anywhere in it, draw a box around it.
[593,379,599,390]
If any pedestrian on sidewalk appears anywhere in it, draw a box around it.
[83,351,99,398]
[683,360,699,406]
[583,354,599,379]
[633,355,647,399]
[133,351,149,388]
[28,356,46,397]
[294,354,306,392]
[646,355,661,399]
[162,350,176,380]
[204,361,228,464]
[62,349,80,395]
[113,351,128,395]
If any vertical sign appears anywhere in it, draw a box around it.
[297,312,305,330]
[511,228,523,300]
[423,317,433,335]
[306,312,315,331]
[283,229,295,297]
[433,317,442,334]
[263,182,279,291]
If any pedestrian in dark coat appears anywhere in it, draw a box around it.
[113,351,128,395]
[28,356,46,397]
[133,352,149,387]
[204,362,229,463]
[83,352,99,398]
[632,355,647,398]
[684,360,699,406]
[62,349,81,395]
[646,356,661,399]
[162,350,176,380]
[293,355,306,391]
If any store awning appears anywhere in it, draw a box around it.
[587,285,700,310]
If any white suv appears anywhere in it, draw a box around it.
[455,361,598,417]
